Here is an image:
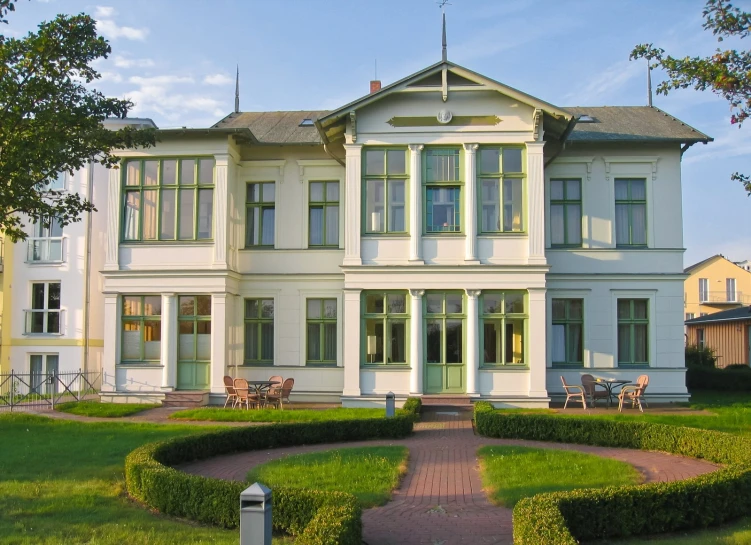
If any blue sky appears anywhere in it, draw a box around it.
[7,0,750,266]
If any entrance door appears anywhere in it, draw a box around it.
[424,292,465,394]
[176,295,212,390]
[177,362,210,390]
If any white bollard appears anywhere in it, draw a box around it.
[386,391,395,417]
[240,483,272,545]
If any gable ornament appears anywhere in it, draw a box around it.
[437,109,453,124]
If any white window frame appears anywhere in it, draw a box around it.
[297,290,343,366]
[237,291,279,366]
[604,157,657,249]
[610,289,657,368]
[25,281,63,335]
[546,289,591,367]
[727,278,737,302]
[699,278,709,303]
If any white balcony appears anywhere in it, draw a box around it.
[700,291,751,305]
[26,237,64,263]
[23,309,64,335]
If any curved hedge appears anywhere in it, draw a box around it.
[126,416,414,545]
[473,401,751,545]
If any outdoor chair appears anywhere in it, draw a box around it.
[581,374,610,408]
[268,375,283,387]
[233,377,260,410]
[561,376,587,410]
[223,375,238,408]
[618,376,649,412]
[636,374,649,408]
[266,378,294,410]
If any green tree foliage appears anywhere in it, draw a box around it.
[0,3,154,241]
[631,0,751,196]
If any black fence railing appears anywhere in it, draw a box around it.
[0,370,100,411]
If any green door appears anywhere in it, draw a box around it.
[176,295,212,390]
[424,292,465,394]
[177,361,210,390]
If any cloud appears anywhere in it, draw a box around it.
[563,59,643,105]
[94,6,115,18]
[203,73,234,86]
[129,75,194,85]
[95,9,148,41]
[99,71,123,83]
[113,55,155,68]
[683,123,751,164]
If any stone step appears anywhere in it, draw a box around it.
[162,390,209,408]
[421,395,474,407]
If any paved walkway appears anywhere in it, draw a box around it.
[180,408,719,545]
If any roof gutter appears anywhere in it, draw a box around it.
[314,119,345,167]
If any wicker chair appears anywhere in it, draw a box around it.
[561,376,587,410]
[581,374,610,408]
[266,378,294,410]
[618,375,649,412]
[268,375,283,387]
[233,377,260,410]
[223,375,238,408]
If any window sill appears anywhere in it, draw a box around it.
[305,363,339,368]
[25,260,65,265]
[362,234,411,239]
[361,364,411,370]
[615,245,649,250]
[549,245,582,249]
[117,363,163,368]
[478,232,527,237]
[617,364,650,368]
[23,332,63,337]
[423,232,464,237]
[551,363,585,369]
[306,246,343,250]
[480,365,529,371]
[241,362,276,367]
[240,246,275,251]
[120,241,214,246]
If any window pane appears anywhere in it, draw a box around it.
[503,178,523,231]
[480,149,499,174]
[426,320,442,363]
[446,294,462,314]
[126,162,140,186]
[142,190,157,240]
[506,319,524,363]
[325,205,339,245]
[426,294,443,314]
[180,159,195,185]
[262,183,275,202]
[309,207,323,245]
[366,179,385,233]
[568,324,583,363]
[179,189,195,239]
[326,182,339,202]
[197,189,213,239]
[197,295,211,316]
[631,204,646,245]
[144,161,158,186]
[310,182,324,202]
[260,299,274,318]
[365,293,384,314]
[179,296,195,316]
[426,186,460,232]
[32,284,46,309]
[245,323,258,361]
[552,299,566,320]
[323,323,337,360]
[483,294,502,314]
[566,180,581,200]
[617,300,631,320]
[567,204,582,245]
[163,160,177,185]
[615,204,629,244]
[365,150,385,175]
[614,179,629,200]
[388,180,405,232]
[196,327,211,360]
[446,319,463,363]
[569,299,583,320]
[260,323,274,360]
[122,321,141,360]
[247,208,260,246]
[505,293,524,313]
[160,189,176,239]
[123,191,140,240]
[245,299,258,318]
[31,311,44,333]
[550,204,565,244]
[365,319,384,363]
[481,179,500,232]
[123,296,141,316]
[199,159,214,185]
[143,321,161,359]
[388,320,406,363]
[552,323,566,362]
[307,299,321,319]
[631,180,646,200]
[550,180,564,201]
[387,293,406,314]
[426,150,459,182]
[307,323,321,361]
[387,150,406,174]
[179,322,194,361]
[247,183,261,203]
[47,310,60,333]
[144,296,162,316]
[502,148,523,173]
[323,299,337,318]
[634,324,648,362]
[47,283,60,309]
[261,208,275,245]
[618,325,631,363]
[484,322,499,364]
[633,300,648,319]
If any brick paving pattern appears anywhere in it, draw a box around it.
[182,408,719,545]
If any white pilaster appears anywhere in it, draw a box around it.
[210,293,229,394]
[463,144,479,263]
[465,289,481,395]
[161,293,178,390]
[528,288,548,398]
[343,144,362,266]
[343,288,361,396]
[409,289,425,394]
[527,142,546,265]
[213,154,229,268]
[408,144,424,263]
[101,293,119,392]
[104,167,120,271]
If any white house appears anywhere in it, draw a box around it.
[97,59,711,407]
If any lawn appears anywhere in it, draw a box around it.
[170,406,390,422]
[591,516,751,544]
[55,400,160,418]
[247,446,409,508]
[477,445,641,507]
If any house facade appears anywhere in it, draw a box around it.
[686,307,751,368]
[99,60,710,406]
[684,255,751,321]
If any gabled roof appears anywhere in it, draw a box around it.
[212,111,326,144]
[686,306,751,324]
[684,254,751,275]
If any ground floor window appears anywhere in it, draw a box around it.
[617,299,649,366]
[121,296,161,362]
[362,291,408,365]
[481,291,527,366]
[307,298,337,364]
[178,295,211,362]
[425,292,464,364]
[244,298,274,364]
[30,354,58,395]
[551,298,583,368]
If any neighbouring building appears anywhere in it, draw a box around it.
[684,255,751,322]
[686,307,751,368]
[94,57,710,407]
[736,259,751,273]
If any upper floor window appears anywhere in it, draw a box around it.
[614,178,646,247]
[699,278,709,302]
[424,148,461,233]
[550,179,582,246]
[26,282,61,334]
[246,182,275,247]
[122,158,215,242]
[121,295,161,362]
[46,172,67,192]
[478,147,524,233]
[363,149,407,234]
[309,181,339,247]
[28,218,63,262]
[727,278,737,302]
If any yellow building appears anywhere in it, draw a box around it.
[684,255,751,321]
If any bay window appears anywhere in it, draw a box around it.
[364,149,407,233]
[121,295,161,362]
[424,148,461,233]
[478,147,524,233]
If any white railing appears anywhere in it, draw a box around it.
[0,370,101,411]
[23,309,64,335]
[700,291,751,304]
[26,236,64,263]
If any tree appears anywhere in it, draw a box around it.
[631,0,751,196]
[0,2,154,241]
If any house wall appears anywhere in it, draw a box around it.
[687,320,751,367]
[685,257,751,319]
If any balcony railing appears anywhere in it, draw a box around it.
[23,309,64,335]
[700,291,751,305]
[26,237,64,263]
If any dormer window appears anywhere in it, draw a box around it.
[299,119,314,127]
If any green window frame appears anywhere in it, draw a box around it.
[551,299,584,368]
[363,148,408,234]
[614,178,647,247]
[246,182,275,247]
[306,298,337,365]
[121,295,161,363]
[549,179,582,246]
[362,291,409,366]
[617,299,649,367]
[178,295,212,363]
[480,291,527,366]
[122,157,215,242]
[425,291,465,364]
[309,181,339,247]
[244,298,274,364]
[424,148,462,233]
[477,146,525,233]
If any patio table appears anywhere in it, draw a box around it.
[594,378,631,408]
[246,380,276,408]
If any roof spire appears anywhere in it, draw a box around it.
[234,65,240,113]
[647,58,653,107]
[438,0,450,62]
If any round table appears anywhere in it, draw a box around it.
[594,378,631,408]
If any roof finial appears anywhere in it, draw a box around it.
[438,0,450,62]
[234,64,240,113]
[647,58,653,107]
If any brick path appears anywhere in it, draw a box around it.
[181,408,719,545]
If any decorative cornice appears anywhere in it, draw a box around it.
[603,156,659,181]
[533,108,543,141]
[408,143,425,152]
[552,156,595,180]
[349,111,357,143]
[409,289,425,297]
[387,115,501,128]
[462,143,479,153]
[465,289,482,298]
[240,159,286,180]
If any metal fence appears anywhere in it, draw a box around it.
[0,370,101,411]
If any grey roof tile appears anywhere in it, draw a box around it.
[686,306,751,324]
[212,111,328,144]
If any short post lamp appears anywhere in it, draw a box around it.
[240,482,272,545]
[367,335,377,364]
[386,391,395,418]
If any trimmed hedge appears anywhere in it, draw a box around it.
[474,403,751,545]
[401,396,422,417]
[126,416,413,544]
[687,365,751,391]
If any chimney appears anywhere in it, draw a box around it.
[370,80,381,94]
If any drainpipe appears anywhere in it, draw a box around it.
[82,159,95,374]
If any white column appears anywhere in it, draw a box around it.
[409,289,424,395]
[342,288,361,396]
[465,289,481,395]
[101,293,119,392]
[213,154,230,268]
[528,288,548,399]
[104,168,120,271]
[527,142,546,265]
[210,293,229,394]
[408,144,424,263]
[463,144,479,263]
[343,144,362,266]
[161,293,178,390]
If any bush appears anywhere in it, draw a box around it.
[685,344,717,368]
[687,366,751,391]
[474,405,751,545]
[125,417,412,544]
[725,364,751,371]
[401,397,422,418]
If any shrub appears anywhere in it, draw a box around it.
[401,397,422,418]
[725,364,751,371]
[687,366,751,391]
[125,417,412,544]
[474,404,751,545]
[685,344,717,368]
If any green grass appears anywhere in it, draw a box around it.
[592,516,751,544]
[247,446,409,508]
[477,445,641,508]
[55,400,160,418]
[170,406,390,422]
